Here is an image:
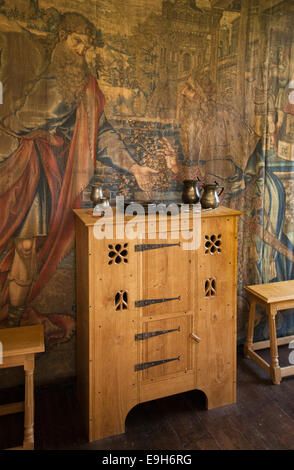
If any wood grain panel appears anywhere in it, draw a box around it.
[93,312,138,440]
[195,215,238,409]
[75,217,93,439]
[140,315,193,381]
[91,237,139,313]
[141,234,192,316]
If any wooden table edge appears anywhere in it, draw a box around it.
[2,345,45,359]
[244,286,294,304]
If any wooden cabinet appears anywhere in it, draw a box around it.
[74,206,241,441]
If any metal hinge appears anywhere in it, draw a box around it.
[135,296,181,308]
[135,327,180,341]
[135,356,180,371]
[134,242,181,252]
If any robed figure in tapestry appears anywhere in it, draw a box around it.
[0,12,156,329]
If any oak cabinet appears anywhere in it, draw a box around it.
[74,206,241,441]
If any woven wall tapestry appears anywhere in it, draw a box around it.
[0,0,294,384]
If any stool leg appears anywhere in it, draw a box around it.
[267,305,282,385]
[244,297,256,358]
[23,355,35,450]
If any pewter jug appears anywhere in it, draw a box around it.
[90,184,104,207]
[200,181,224,209]
[182,179,201,204]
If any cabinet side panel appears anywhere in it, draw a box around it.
[75,217,91,439]
[91,236,139,440]
[195,215,238,408]
[93,314,138,440]
[232,215,239,403]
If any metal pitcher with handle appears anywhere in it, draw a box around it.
[200,181,224,209]
[90,184,104,207]
[182,178,201,204]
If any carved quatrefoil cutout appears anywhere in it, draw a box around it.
[108,243,128,265]
[205,234,222,254]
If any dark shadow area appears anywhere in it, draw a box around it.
[1,346,294,450]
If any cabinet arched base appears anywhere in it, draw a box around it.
[90,382,236,442]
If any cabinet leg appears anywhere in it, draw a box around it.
[203,385,236,410]
[92,399,135,441]
[92,415,127,441]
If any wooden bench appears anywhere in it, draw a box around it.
[244,280,294,385]
[0,325,45,449]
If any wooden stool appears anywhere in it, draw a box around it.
[244,280,294,385]
[0,325,45,449]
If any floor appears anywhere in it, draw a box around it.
[1,346,294,450]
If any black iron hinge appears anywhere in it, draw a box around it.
[134,242,181,252]
[135,327,180,341]
[135,296,181,308]
[135,356,180,371]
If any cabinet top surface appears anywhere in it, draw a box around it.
[73,205,242,227]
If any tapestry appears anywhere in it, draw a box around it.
[0,0,294,384]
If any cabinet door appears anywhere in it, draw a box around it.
[138,234,193,317]
[139,314,193,382]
